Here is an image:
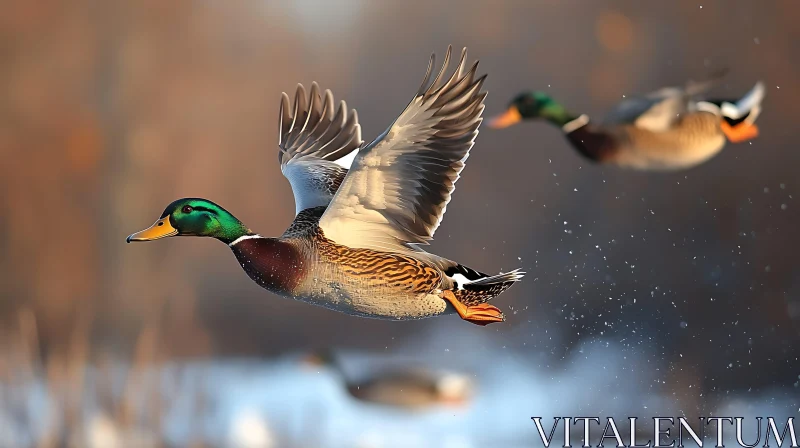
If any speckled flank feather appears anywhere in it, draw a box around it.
[312,228,442,294]
[624,112,723,151]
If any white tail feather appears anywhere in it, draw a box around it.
[720,81,765,120]
[464,269,525,287]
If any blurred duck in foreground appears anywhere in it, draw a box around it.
[303,350,473,411]
[488,75,765,171]
[126,46,523,326]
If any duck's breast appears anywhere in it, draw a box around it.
[229,237,307,295]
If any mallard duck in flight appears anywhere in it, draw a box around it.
[127,46,523,326]
[488,76,765,170]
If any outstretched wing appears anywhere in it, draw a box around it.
[279,83,363,215]
[318,46,487,252]
[604,70,727,132]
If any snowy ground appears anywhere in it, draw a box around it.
[1,324,796,448]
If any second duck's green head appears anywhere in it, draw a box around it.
[488,91,573,129]
[126,198,250,245]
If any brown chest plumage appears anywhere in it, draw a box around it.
[565,125,619,163]
[230,237,306,294]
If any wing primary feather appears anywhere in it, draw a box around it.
[324,111,361,160]
[277,93,292,163]
[436,69,484,113]
[314,101,351,155]
[424,45,452,100]
[305,82,321,130]
[290,84,307,135]
[278,92,291,147]
[432,47,468,98]
[297,88,334,155]
[301,82,323,144]
[285,83,314,150]
[306,94,342,156]
[415,53,436,97]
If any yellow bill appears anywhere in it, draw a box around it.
[126,217,178,243]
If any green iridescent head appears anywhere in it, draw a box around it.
[126,198,251,245]
[488,91,576,128]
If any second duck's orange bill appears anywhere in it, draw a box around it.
[487,107,522,129]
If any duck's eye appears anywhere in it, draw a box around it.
[182,205,193,214]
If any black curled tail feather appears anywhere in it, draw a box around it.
[445,266,525,306]
[443,263,486,282]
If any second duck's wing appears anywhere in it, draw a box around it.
[604,70,727,132]
[279,83,363,215]
[318,46,486,253]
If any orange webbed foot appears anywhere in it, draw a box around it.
[461,303,505,326]
[441,290,506,326]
